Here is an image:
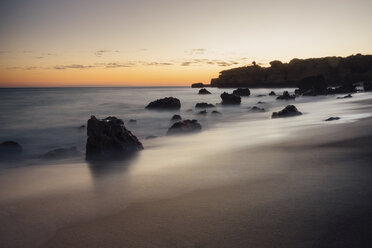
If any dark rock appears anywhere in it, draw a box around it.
[145,135,157,140]
[0,141,22,157]
[272,105,302,118]
[276,91,296,100]
[167,119,202,135]
[257,101,265,104]
[197,110,207,115]
[171,114,182,121]
[298,75,327,96]
[86,116,143,161]
[249,106,265,112]
[269,91,276,96]
[191,83,205,88]
[364,82,372,91]
[145,97,181,110]
[257,94,266,97]
[327,84,357,94]
[195,102,215,108]
[41,146,81,159]
[337,94,352,99]
[198,88,211,94]
[129,119,137,123]
[233,88,251,96]
[220,92,241,105]
[211,110,221,114]
[325,117,340,121]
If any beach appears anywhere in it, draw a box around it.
[1,92,371,248]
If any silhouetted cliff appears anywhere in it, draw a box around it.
[209,54,372,88]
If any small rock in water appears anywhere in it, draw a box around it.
[325,117,340,121]
[257,101,265,104]
[220,92,241,105]
[249,106,265,112]
[195,102,215,108]
[167,120,202,135]
[276,91,296,100]
[129,119,137,123]
[171,114,182,121]
[336,94,352,99]
[269,91,276,96]
[233,88,251,96]
[0,141,22,158]
[86,116,143,161]
[198,88,211,94]
[257,94,266,97]
[272,105,302,118]
[211,110,221,114]
[197,110,208,115]
[146,97,181,110]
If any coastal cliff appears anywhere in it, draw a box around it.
[206,54,372,88]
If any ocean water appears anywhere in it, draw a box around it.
[0,87,371,164]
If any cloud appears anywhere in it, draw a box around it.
[185,48,206,55]
[104,62,135,68]
[94,50,120,57]
[6,66,40,70]
[141,61,173,66]
[53,64,96,70]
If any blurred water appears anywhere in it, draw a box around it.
[0,87,371,163]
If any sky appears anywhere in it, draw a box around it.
[0,0,371,87]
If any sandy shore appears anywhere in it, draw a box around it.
[1,104,372,248]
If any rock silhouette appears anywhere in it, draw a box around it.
[276,91,296,100]
[86,116,143,161]
[195,102,215,108]
[0,141,22,158]
[198,88,211,94]
[167,120,202,135]
[272,105,302,118]
[233,88,251,96]
[220,92,241,105]
[146,97,181,110]
[171,114,182,121]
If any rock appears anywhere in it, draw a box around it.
[86,116,143,160]
[336,94,352,99]
[211,110,221,114]
[145,135,157,140]
[269,91,276,96]
[195,102,215,108]
[272,105,302,118]
[327,84,357,94]
[298,75,327,96]
[0,141,22,157]
[167,119,202,135]
[171,114,182,121]
[249,106,265,112]
[145,97,181,110]
[257,101,265,104]
[220,92,241,105]
[364,82,372,91]
[325,117,340,121]
[41,146,81,159]
[276,91,296,100]
[233,88,251,96]
[257,94,266,97]
[191,82,205,88]
[197,110,207,115]
[129,119,137,123]
[198,88,211,94]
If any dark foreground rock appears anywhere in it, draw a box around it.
[195,102,215,108]
[0,141,22,158]
[220,92,241,105]
[272,105,302,118]
[233,88,251,96]
[249,106,265,112]
[86,116,143,161]
[167,120,202,135]
[269,91,276,96]
[276,91,296,100]
[145,97,181,110]
[41,147,81,159]
[171,114,182,121]
[325,117,340,121]
[198,88,211,94]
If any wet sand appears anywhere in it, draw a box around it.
[1,109,372,247]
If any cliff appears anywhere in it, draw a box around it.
[209,54,372,88]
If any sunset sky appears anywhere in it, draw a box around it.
[1,0,371,87]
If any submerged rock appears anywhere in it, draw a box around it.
[325,117,340,121]
[220,92,241,105]
[195,102,215,108]
[129,119,137,123]
[336,94,352,99]
[171,114,182,121]
[276,91,296,100]
[211,110,221,114]
[0,141,22,158]
[272,105,302,118]
[233,88,251,96]
[198,88,211,94]
[145,97,181,110]
[327,84,356,95]
[86,116,143,161]
[249,106,265,112]
[197,110,207,115]
[41,146,81,160]
[269,91,276,96]
[257,101,265,104]
[167,120,202,135]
